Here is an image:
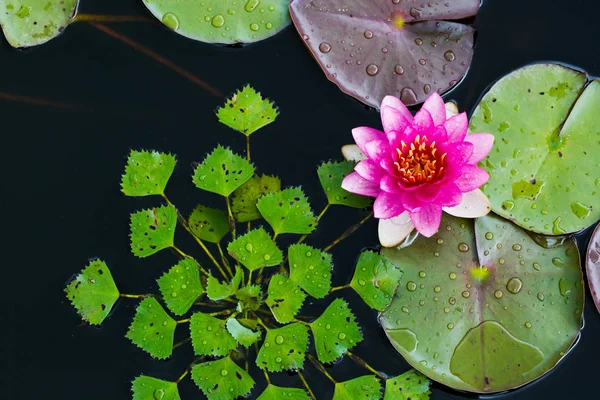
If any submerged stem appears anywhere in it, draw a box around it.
[346,351,386,380]
[216,242,234,278]
[74,14,154,23]
[324,211,373,252]
[298,371,316,400]
[225,196,237,239]
[246,136,251,162]
[175,368,190,384]
[298,203,331,245]
[173,337,191,350]
[307,354,337,384]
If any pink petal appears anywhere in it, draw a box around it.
[401,191,424,212]
[443,189,491,218]
[444,113,468,142]
[453,165,490,192]
[387,130,403,149]
[342,172,381,197]
[342,144,367,162]
[464,133,495,164]
[431,182,463,207]
[378,212,415,248]
[381,95,413,122]
[380,175,403,194]
[364,139,390,161]
[352,127,386,154]
[373,192,405,219]
[413,108,434,133]
[355,159,386,183]
[381,106,410,135]
[410,204,443,237]
[445,141,474,164]
[421,92,446,126]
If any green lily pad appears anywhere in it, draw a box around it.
[0,0,77,48]
[317,161,373,208]
[257,187,317,235]
[126,298,177,360]
[217,86,279,136]
[288,244,332,299]
[333,376,381,400]
[191,356,255,400]
[472,64,600,235]
[350,251,402,311]
[257,384,310,400]
[384,370,431,400]
[157,259,204,316]
[256,323,309,372]
[232,174,281,223]
[227,227,283,271]
[192,146,254,197]
[226,318,262,347]
[188,205,230,243]
[130,205,178,258]
[190,312,237,357]
[132,376,181,400]
[121,150,176,197]
[380,213,584,393]
[265,274,307,324]
[142,0,291,45]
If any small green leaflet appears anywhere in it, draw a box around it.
[132,376,181,400]
[189,312,237,356]
[257,187,317,235]
[256,323,309,372]
[217,86,278,136]
[227,227,283,271]
[65,259,119,325]
[333,376,382,400]
[126,298,177,359]
[121,150,176,197]
[317,161,373,208]
[192,146,254,197]
[130,205,177,257]
[188,205,230,243]
[232,174,281,222]
[235,285,263,311]
[266,274,307,324]
[257,385,310,400]
[350,251,403,311]
[157,258,204,316]
[288,244,332,298]
[226,318,261,347]
[192,356,255,400]
[311,299,363,363]
[384,370,431,400]
[207,267,243,301]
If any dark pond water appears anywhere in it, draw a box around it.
[2,0,600,399]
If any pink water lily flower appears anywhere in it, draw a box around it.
[341,93,494,247]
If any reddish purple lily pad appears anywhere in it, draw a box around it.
[586,223,600,314]
[289,0,480,107]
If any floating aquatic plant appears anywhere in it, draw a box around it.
[65,86,430,399]
[289,0,480,107]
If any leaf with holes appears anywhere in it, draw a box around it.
[288,244,332,298]
[232,174,282,222]
[384,370,431,400]
[190,312,237,357]
[65,259,119,325]
[207,267,243,301]
[121,150,176,197]
[217,86,279,135]
[266,274,307,324]
[380,213,583,393]
[333,376,381,400]
[257,385,310,400]
[130,205,177,257]
[226,318,262,347]
[126,298,177,359]
[311,298,362,363]
[472,64,600,235]
[192,356,255,400]
[157,258,204,316]
[317,161,372,208]
[289,0,480,107]
[256,323,309,372]
[192,146,254,197]
[257,188,317,235]
[227,228,283,271]
[350,251,402,311]
[132,376,181,400]
[189,205,230,243]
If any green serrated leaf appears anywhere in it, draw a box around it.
[384,370,431,400]
[311,299,362,363]
[217,86,279,136]
[192,146,254,197]
[226,318,262,347]
[288,244,332,298]
[317,161,373,208]
[265,274,307,324]
[256,323,309,372]
[207,267,243,301]
[227,228,283,271]
[235,285,263,312]
[132,376,181,400]
[232,174,282,222]
[350,251,402,311]
[190,312,237,356]
[192,356,255,400]
[333,376,381,400]
[157,258,204,316]
[188,205,230,243]
[126,298,176,359]
[257,188,317,235]
[65,259,120,325]
[257,384,310,400]
[130,205,177,257]
[121,150,176,197]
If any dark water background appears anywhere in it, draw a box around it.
[2,0,600,399]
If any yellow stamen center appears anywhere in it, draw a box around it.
[394,135,447,185]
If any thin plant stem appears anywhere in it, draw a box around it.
[216,242,234,278]
[193,301,227,308]
[175,368,190,384]
[173,337,191,350]
[172,246,211,276]
[119,293,149,299]
[246,136,251,162]
[255,266,265,284]
[248,270,253,285]
[324,211,373,252]
[346,351,386,380]
[74,14,153,23]
[176,318,191,324]
[225,196,237,239]
[298,371,316,400]
[209,309,235,317]
[298,203,330,245]
[292,319,311,327]
[329,284,350,293]
[273,233,279,241]
[254,315,270,331]
[245,347,250,372]
[263,369,271,385]
[307,354,337,384]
